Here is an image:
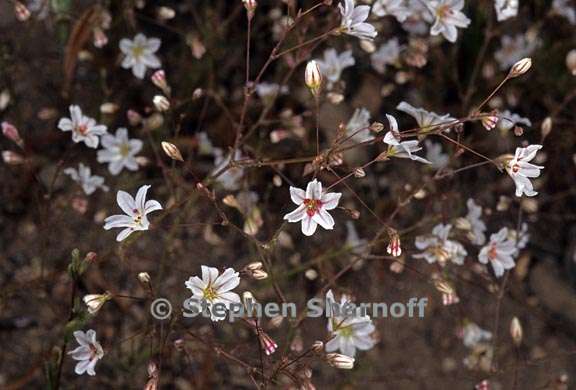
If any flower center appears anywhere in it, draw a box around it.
[432,245,450,264]
[511,163,520,174]
[75,124,88,135]
[132,209,143,225]
[89,344,98,360]
[303,198,322,217]
[132,45,144,59]
[203,285,218,301]
[487,245,498,261]
[120,143,131,157]
[339,325,354,338]
[436,5,453,19]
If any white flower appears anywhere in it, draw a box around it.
[212,148,245,190]
[64,163,109,195]
[346,107,372,142]
[396,101,457,134]
[97,128,143,175]
[316,48,355,88]
[462,322,492,348]
[58,105,107,148]
[479,227,517,277]
[83,293,111,315]
[383,114,431,164]
[283,179,342,236]
[325,290,375,357]
[339,0,378,40]
[463,199,487,245]
[255,82,288,101]
[345,221,370,270]
[370,38,402,74]
[120,33,161,79]
[552,0,576,25]
[68,329,104,376]
[372,0,412,22]
[414,223,467,266]
[426,0,471,43]
[494,0,519,21]
[510,222,529,250]
[504,144,544,197]
[496,110,531,132]
[424,140,449,169]
[103,185,163,241]
[185,266,241,322]
[494,34,538,70]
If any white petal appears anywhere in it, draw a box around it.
[117,190,136,216]
[301,215,318,236]
[289,186,306,205]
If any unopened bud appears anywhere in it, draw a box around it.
[259,332,278,355]
[93,28,108,48]
[510,316,523,346]
[157,6,176,21]
[386,234,402,257]
[541,117,552,140]
[83,292,112,315]
[138,272,151,284]
[305,60,322,96]
[243,0,257,19]
[161,141,184,161]
[370,121,384,132]
[151,70,171,95]
[153,95,170,111]
[2,150,24,165]
[85,252,98,262]
[359,39,376,53]
[14,1,31,22]
[2,121,24,148]
[311,340,324,353]
[326,353,355,369]
[481,112,499,131]
[566,49,576,76]
[508,58,532,78]
[353,167,366,178]
[513,125,524,136]
[251,269,268,280]
[100,102,119,114]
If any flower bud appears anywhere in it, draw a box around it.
[127,109,143,126]
[510,316,523,346]
[370,121,384,132]
[566,49,576,76]
[161,141,184,161]
[508,58,532,78]
[326,353,355,369]
[85,252,98,262]
[153,95,170,112]
[353,167,366,178]
[138,272,151,284]
[83,292,112,315]
[2,121,24,148]
[151,70,171,95]
[311,340,324,353]
[541,116,552,140]
[2,150,24,165]
[93,28,108,48]
[157,6,176,21]
[481,113,499,131]
[259,332,278,355]
[251,269,268,280]
[14,1,31,22]
[100,102,118,114]
[305,60,322,96]
[386,234,402,257]
[243,0,257,19]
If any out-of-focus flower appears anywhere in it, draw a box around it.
[510,317,523,345]
[68,330,104,376]
[325,290,376,357]
[494,0,518,21]
[495,35,538,70]
[64,163,109,195]
[283,179,342,236]
[153,95,170,111]
[503,144,544,197]
[345,221,370,270]
[478,227,517,277]
[345,107,372,142]
[426,0,471,43]
[462,321,492,348]
[255,82,288,102]
[316,49,355,89]
[305,60,323,95]
[212,149,245,190]
[58,105,107,149]
[97,128,143,175]
[396,101,456,134]
[475,380,491,390]
[185,266,241,321]
[93,28,108,48]
[424,140,449,169]
[2,121,24,148]
[339,0,378,40]
[2,150,24,164]
[370,38,402,74]
[103,185,163,241]
[458,199,487,245]
[83,292,112,315]
[326,353,355,369]
[14,1,31,21]
[372,0,412,22]
[383,114,432,164]
[120,34,161,79]
[496,110,531,132]
[552,0,576,25]
[414,224,467,266]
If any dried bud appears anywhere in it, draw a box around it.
[151,70,170,95]
[305,60,322,96]
[510,317,523,346]
[541,117,552,140]
[14,1,31,22]
[434,279,455,295]
[153,95,170,112]
[566,49,576,76]
[370,121,384,132]
[326,353,355,369]
[2,150,24,165]
[481,112,499,131]
[161,141,184,161]
[138,272,151,284]
[311,341,324,353]
[2,121,24,148]
[83,292,112,315]
[508,58,532,78]
[386,234,402,257]
[353,167,366,178]
[252,269,268,280]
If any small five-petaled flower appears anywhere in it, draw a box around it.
[58,105,107,148]
[68,329,104,376]
[120,34,161,79]
[503,144,544,197]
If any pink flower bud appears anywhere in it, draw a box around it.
[259,332,278,356]
[151,70,170,94]
[93,28,108,48]
[2,122,24,148]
